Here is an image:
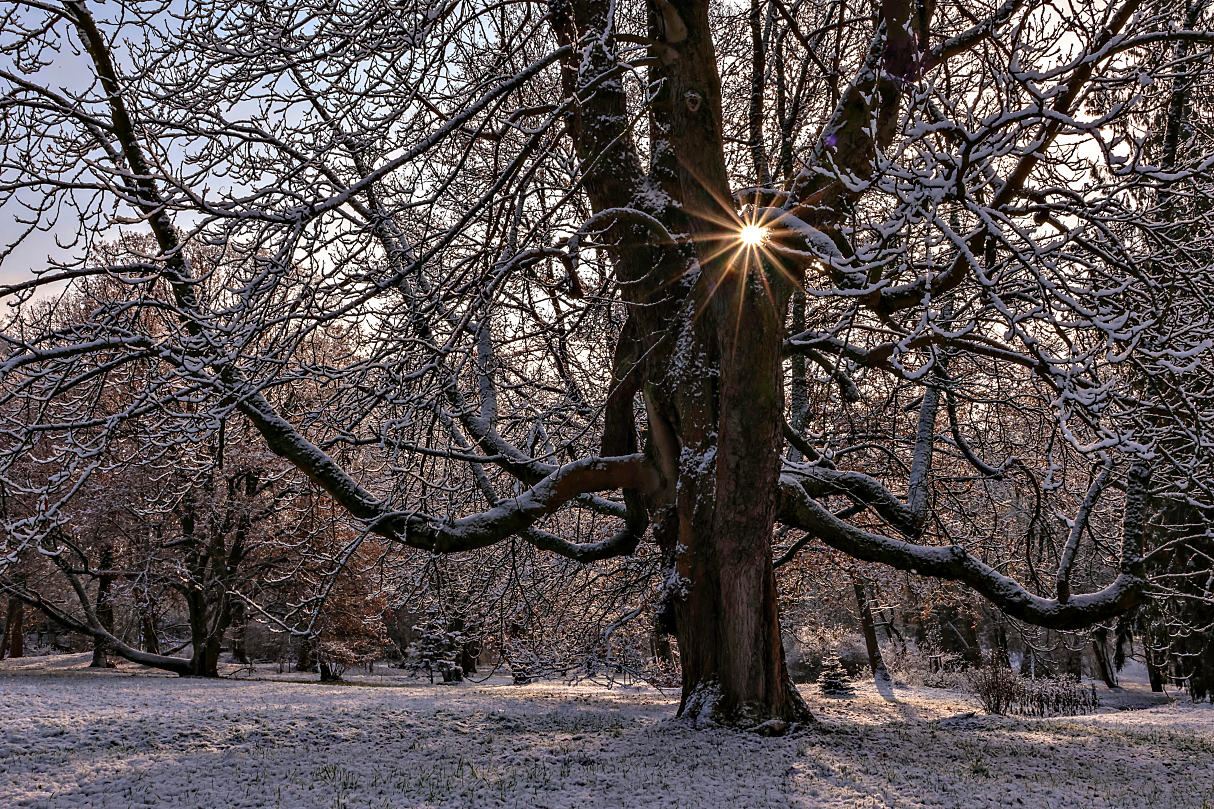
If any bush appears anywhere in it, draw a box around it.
[965,660,1099,717]
[1014,675,1100,717]
[966,662,1020,715]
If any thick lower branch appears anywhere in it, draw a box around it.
[778,476,1146,629]
[375,454,658,553]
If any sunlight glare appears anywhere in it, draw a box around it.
[738,224,768,247]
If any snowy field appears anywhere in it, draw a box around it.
[1,655,1211,809]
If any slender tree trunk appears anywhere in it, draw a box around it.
[230,600,248,665]
[141,613,160,655]
[1147,662,1165,692]
[1146,649,1166,692]
[3,598,23,659]
[853,576,891,681]
[1091,628,1118,689]
[91,548,115,668]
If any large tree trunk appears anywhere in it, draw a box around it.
[673,509,807,726]
[656,203,809,727]
[547,0,812,728]
[673,558,806,726]
[655,214,809,727]
[637,0,808,729]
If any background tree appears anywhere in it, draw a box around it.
[1117,0,1214,700]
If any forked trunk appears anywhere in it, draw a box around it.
[559,0,812,728]
[640,0,809,730]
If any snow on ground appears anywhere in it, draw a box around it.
[1,655,1211,809]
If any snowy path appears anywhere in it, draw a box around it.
[1,656,1211,808]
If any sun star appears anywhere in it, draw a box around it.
[738,224,768,247]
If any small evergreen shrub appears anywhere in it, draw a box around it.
[818,653,856,697]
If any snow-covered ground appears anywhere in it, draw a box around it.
[1,654,1210,808]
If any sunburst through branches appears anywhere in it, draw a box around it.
[739,224,768,247]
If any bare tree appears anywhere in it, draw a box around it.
[3,0,1214,727]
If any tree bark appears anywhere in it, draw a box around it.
[853,576,891,681]
[640,0,809,728]
[1146,650,1166,693]
[141,613,160,655]
[90,547,115,668]
[3,598,23,659]
[1091,628,1118,689]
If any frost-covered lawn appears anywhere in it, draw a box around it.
[1,655,1211,808]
